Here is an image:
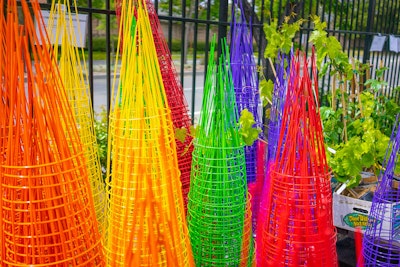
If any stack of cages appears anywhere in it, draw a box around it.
[256,52,289,261]
[46,0,107,232]
[230,0,263,230]
[259,52,338,266]
[0,1,105,265]
[115,0,194,212]
[362,119,400,265]
[105,1,194,265]
[187,38,253,266]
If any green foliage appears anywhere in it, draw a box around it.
[309,16,353,78]
[169,40,207,52]
[238,109,262,146]
[321,83,399,187]
[89,36,119,52]
[189,125,198,138]
[158,0,219,20]
[94,106,108,180]
[259,79,274,107]
[72,0,104,19]
[309,18,400,187]
[320,106,343,144]
[174,125,198,145]
[174,125,197,156]
[263,0,317,21]
[327,119,390,187]
[72,0,103,9]
[175,127,188,143]
[263,18,304,59]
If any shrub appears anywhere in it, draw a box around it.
[87,36,118,52]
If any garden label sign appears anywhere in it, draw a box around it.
[35,4,88,48]
[389,35,400,53]
[370,35,387,52]
[343,212,370,230]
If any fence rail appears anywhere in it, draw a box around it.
[39,0,400,117]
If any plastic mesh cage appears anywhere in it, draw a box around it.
[187,38,249,266]
[256,53,288,262]
[105,1,194,266]
[47,0,107,232]
[266,53,290,162]
[240,193,256,267]
[259,53,338,266]
[0,1,105,265]
[362,120,400,266]
[145,0,193,211]
[1,155,104,266]
[230,0,262,186]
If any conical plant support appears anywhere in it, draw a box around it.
[0,1,105,266]
[146,0,194,212]
[105,1,194,266]
[256,53,289,262]
[187,38,250,266]
[259,52,338,266]
[230,0,264,233]
[230,0,263,184]
[115,0,194,212]
[47,0,107,233]
[362,120,400,266]
[240,193,256,267]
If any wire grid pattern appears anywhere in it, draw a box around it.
[47,0,107,233]
[362,120,400,266]
[105,1,194,266]
[146,0,194,212]
[230,0,262,185]
[256,54,288,263]
[240,193,256,267]
[187,38,249,266]
[259,53,338,266]
[0,1,104,266]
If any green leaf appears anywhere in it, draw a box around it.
[263,19,303,59]
[189,125,198,138]
[260,79,274,107]
[238,109,262,146]
[175,127,188,143]
[346,174,362,189]
[375,67,389,79]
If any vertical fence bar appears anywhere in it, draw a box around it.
[154,0,158,12]
[180,0,186,86]
[217,0,228,56]
[351,0,360,59]
[191,0,199,122]
[87,0,94,106]
[342,0,350,53]
[105,0,111,114]
[363,0,375,63]
[168,0,173,50]
[359,0,367,61]
[304,0,315,55]
[390,3,398,98]
[203,0,211,80]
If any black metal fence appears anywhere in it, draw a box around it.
[39,0,400,117]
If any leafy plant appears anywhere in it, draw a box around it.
[263,18,304,60]
[238,109,262,146]
[94,106,108,180]
[309,17,400,187]
[326,117,390,188]
[259,15,400,188]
